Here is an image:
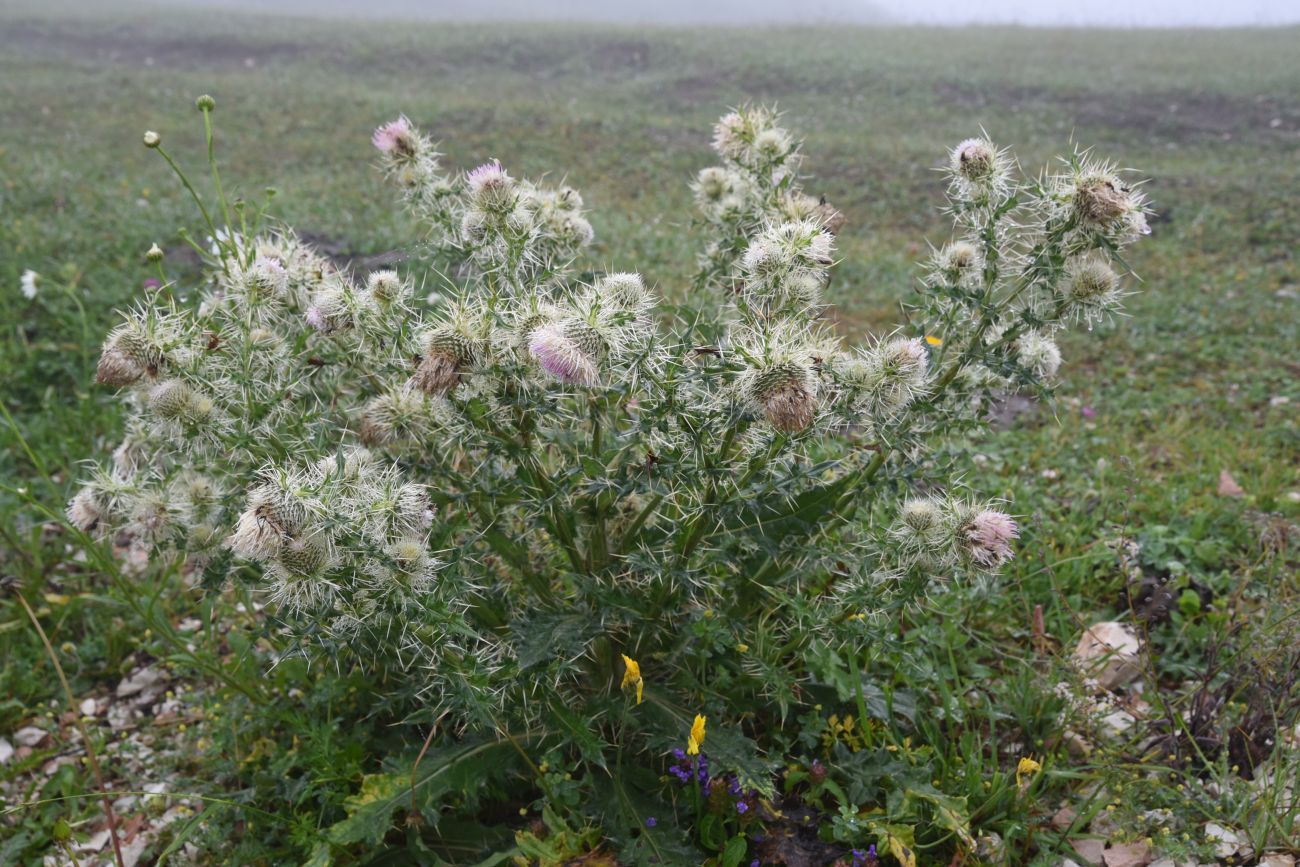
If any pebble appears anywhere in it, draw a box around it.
[14,726,47,747]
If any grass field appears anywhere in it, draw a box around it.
[1,3,1298,864]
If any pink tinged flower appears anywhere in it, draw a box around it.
[372,117,413,155]
[1082,405,1097,419]
[305,306,327,331]
[255,256,285,276]
[964,509,1018,569]
[467,160,510,195]
[142,277,162,291]
[528,323,597,386]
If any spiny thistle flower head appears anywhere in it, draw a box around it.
[930,240,984,286]
[948,136,1013,204]
[229,483,308,562]
[594,272,653,318]
[94,310,186,388]
[306,277,372,334]
[365,269,410,306]
[837,335,930,418]
[1060,253,1124,322]
[735,330,822,433]
[1049,153,1151,249]
[414,321,485,396]
[372,116,417,159]
[712,105,798,174]
[692,167,753,222]
[741,219,834,315]
[358,385,451,447]
[226,256,292,316]
[528,319,604,386]
[148,378,205,421]
[466,160,514,211]
[893,497,950,554]
[67,488,106,533]
[1014,330,1062,380]
[959,507,1019,570]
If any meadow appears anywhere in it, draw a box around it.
[1,3,1298,864]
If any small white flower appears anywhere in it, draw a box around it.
[20,269,39,299]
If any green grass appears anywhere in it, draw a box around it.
[1,3,1297,864]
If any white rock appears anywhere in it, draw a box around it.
[1074,622,1144,690]
[1260,855,1295,867]
[80,697,97,716]
[0,738,12,764]
[72,827,111,853]
[116,666,164,698]
[1099,709,1137,741]
[1204,822,1253,861]
[14,726,47,747]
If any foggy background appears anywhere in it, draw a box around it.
[136,0,1300,27]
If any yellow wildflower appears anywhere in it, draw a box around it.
[925,335,943,346]
[620,654,643,705]
[1016,755,1042,788]
[687,714,707,756]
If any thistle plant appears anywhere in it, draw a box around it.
[72,98,1148,855]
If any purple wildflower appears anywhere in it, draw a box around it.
[644,817,657,828]
[372,117,414,155]
[528,322,598,386]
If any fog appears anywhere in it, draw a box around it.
[155,0,1300,27]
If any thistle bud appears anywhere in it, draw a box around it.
[753,126,793,161]
[365,269,409,305]
[948,137,1010,202]
[712,111,748,161]
[1060,254,1122,323]
[460,208,489,245]
[596,272,651,313]
[1014,331,1062,380]
[695,167,730,201]
[95,327,159,387]
[229,486,307,562]
[744,361,818,434]
[933,241,983,284]
[148,378,195,420]
[195,94,216,112]
[145,242,164,263]
[412,326,480,396]
[276,534,330,577]
[143,130,161,149]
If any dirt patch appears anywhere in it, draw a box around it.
[936,80,1299,141]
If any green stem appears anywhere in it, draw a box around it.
[154,147,219,248]
[201,107,236,262]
